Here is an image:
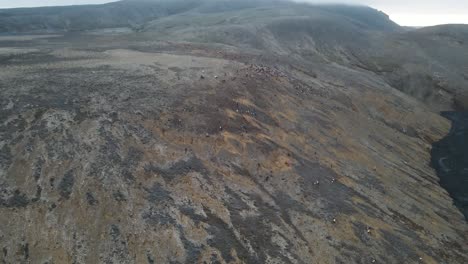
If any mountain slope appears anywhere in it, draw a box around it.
[0,1,467,263]
[0,0,203,32]
[0,0,399,33]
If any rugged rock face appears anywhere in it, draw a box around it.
[0,1,467,264]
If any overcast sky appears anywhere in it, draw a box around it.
[0,0,467,27]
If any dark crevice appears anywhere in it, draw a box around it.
[431,111,468,221]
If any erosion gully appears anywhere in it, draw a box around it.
[431,111,468,221]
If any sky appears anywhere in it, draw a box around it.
[0,0,467,27]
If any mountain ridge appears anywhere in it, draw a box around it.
[0,0,398,33]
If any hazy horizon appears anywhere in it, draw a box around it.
[0,0,467,27]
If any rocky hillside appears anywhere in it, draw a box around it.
[0,1,467,263]
[1,0,456,111]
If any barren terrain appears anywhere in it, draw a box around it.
[0,1,467,263]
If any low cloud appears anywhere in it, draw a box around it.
[296,0,468,14]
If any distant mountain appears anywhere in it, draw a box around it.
[0,0,201,32]
[0,0,398,33]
